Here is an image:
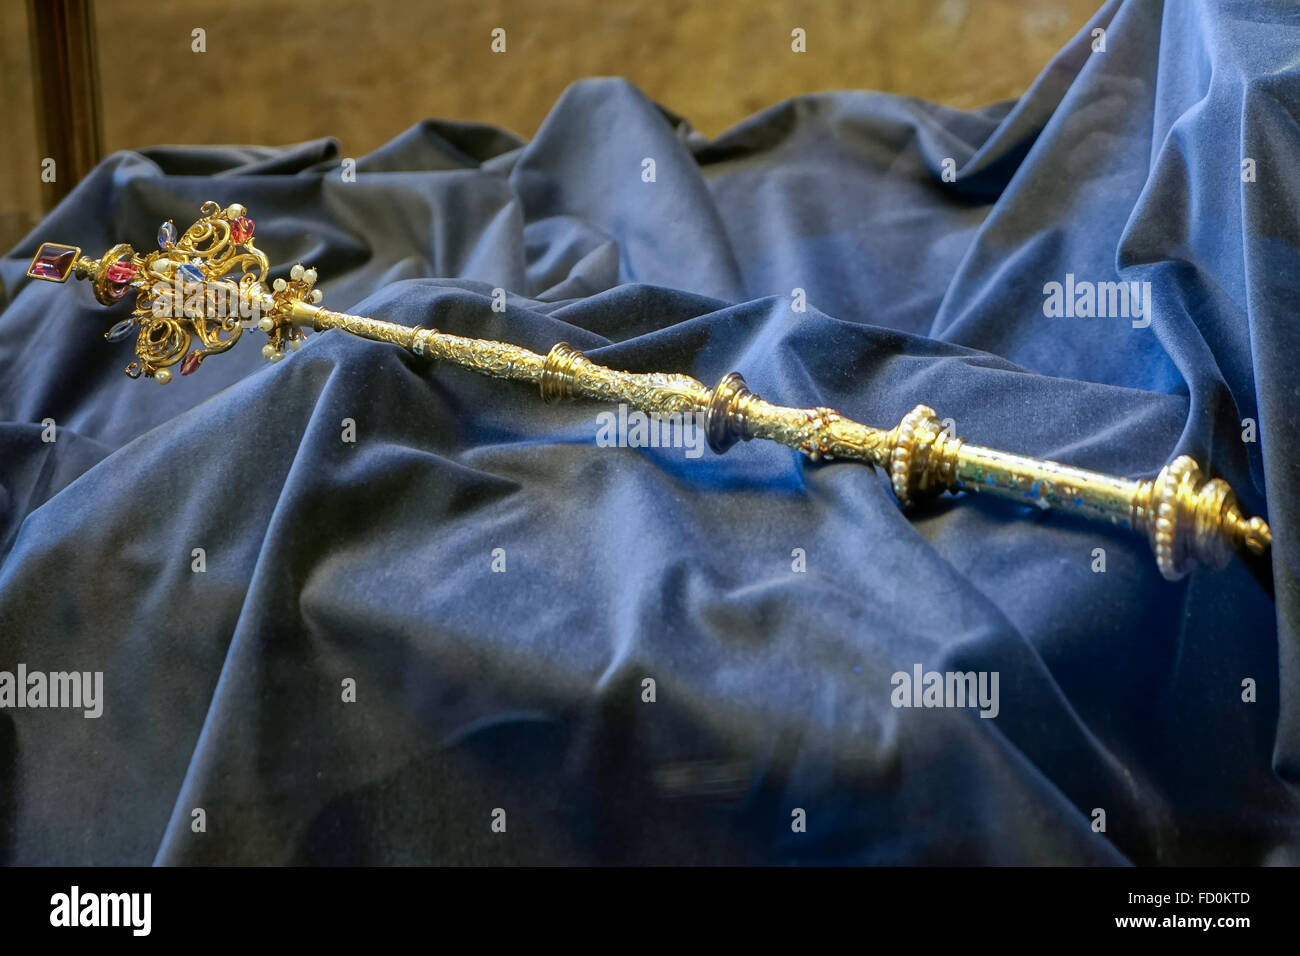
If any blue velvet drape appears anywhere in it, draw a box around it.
[0,0,1294,864]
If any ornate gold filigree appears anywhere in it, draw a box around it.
[64,202,271,382]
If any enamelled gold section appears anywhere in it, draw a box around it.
[954,444,1139,527]
[297,304,547,384]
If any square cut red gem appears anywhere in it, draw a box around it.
[27,242,81,281]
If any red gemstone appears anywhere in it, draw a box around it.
[180,351,204,375]
[27,242,81,282]
[106,261,138,284]
[230,217,254,243]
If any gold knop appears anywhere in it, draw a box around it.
[887,404,964,508]
[1133,456,1272,580]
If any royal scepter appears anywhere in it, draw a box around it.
[25,201,1272,581]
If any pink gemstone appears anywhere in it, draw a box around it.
[230,217,254,243]
[106,261,138,284]
[27,242,80,282]
[180,351,204,376]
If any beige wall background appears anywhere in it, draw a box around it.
[1,0,1100,251]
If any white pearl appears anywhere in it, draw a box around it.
[258,317,274,332]
[155,368,172,385]
[153,258,176,273]
[303,268,317,285]
[273,278,287,292]
[310,289,323,303]
[226,203,246,219]
[261,344,276,360]
[290,264,304,281]
[269,350,284,363]
[289,337,302,351]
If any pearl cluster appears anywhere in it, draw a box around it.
[260,262,322,362]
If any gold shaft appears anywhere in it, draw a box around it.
[292,302,1271,582]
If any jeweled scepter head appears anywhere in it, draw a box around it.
[27,200,317,383]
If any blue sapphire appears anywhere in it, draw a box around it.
[177,263,205,284]
[105,318,136,342]
[157,220,178,248]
